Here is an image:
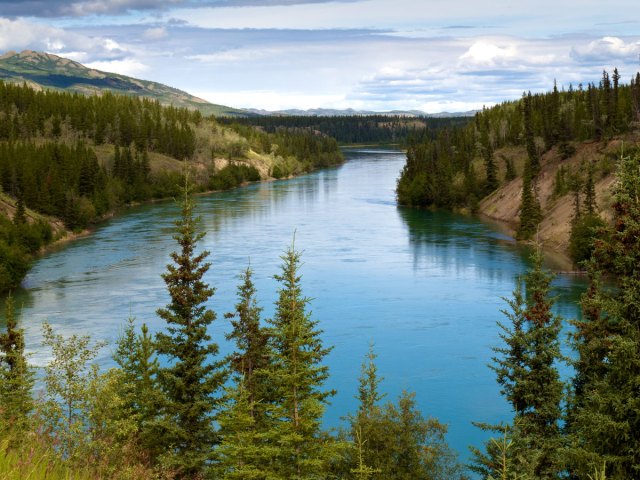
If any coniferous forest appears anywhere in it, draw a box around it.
[0,81,343,293]
[1,63,640,480]
[2,148,640,479]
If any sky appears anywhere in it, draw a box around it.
[0,0,639,112]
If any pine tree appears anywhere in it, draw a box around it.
[517,165,541,240]
[215,266,274,478]
[262,242,334,479]
[111,317,163,461]
[224,266,270,416]
[348,344,386,478]
[0,293,34,434]
[154,175,226,478]
[472,251,564,479]
[584,161,597,216]
[568,152,640,479]
[215,379,277,480]
[519,251,564,478]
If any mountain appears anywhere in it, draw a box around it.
[247,107,478,117]
[0,50,247,117]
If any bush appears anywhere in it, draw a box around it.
[209,164,261,190]
[569,214,607,265]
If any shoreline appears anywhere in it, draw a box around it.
[35,161,346,260]
[477,212,582,274]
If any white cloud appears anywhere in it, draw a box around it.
[84,58,150,76]
[571,36,640,62]
[460,41,517,67]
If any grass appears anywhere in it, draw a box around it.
[0,435,92,480]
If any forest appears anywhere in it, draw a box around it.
[1,69,640,480]
[218,114,471,146]
[396,70,640,263]
[2,146,640,479]
[0,81,344,293]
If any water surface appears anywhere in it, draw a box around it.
[1,148,586,463]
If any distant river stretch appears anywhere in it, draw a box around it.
[2,148,586,462]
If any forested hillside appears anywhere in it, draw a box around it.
[0,80,343,293]
[0,50,246,117]
[396,69,640,261]
[220,114,471,145]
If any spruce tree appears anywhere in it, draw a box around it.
[215,266,274,478]
[154,175,226,478]
[0,293,34,434]
[517,165,541,240]
[348,344,386,478]
[111,317,163,461]
[519,251,564,478]
[568,152,640,479]
[224,266,270,416]
[262,243,334,479]
[472,252,564,479]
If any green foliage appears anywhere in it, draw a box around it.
[568,152,640,479]
[224,122,345,172]
[552,165,570,198]
[569,214,606,265]
[219,114,470,146]
[339,346,466,480]
[108,317,163,463]
[209,163,260,191]
[39,321,106,463]
[396,70,640,211]
[504,156,517,182]
[473,252,564,479]
[261,242,335,479]
[0,432,93,480]
[154,176,226,478]
[516,169,541,240]
[0,294,34,435]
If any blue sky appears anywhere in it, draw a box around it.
[1,0,639,112]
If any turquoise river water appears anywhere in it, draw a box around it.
[1,148,586,464]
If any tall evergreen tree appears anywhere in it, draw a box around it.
[517,166,541,240]
[348,344,386,478]
[472,252,564,479]
[568,152,640,479]
[224,266,270,415]
[215,266,274,478]
[262,242,334,479]
[0,293,34,434]
[154,175,226,478]
[111,317,163,462]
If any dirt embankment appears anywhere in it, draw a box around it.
[478,134,640,262]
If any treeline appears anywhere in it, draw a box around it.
[471,151,640,479]
[0,81,346,293]
[219,114,471,145]
[220,122,344,177]
[0,210,52,293]
[396,69,640,214]
[0,80,198,159]
[0,181,464,480]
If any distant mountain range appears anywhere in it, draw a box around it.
[0,50,476,119]
[0,50,246,117]
[246,107,477,117]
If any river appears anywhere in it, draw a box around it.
[1,148,586,464]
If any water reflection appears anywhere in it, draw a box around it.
[0,148,587,466]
